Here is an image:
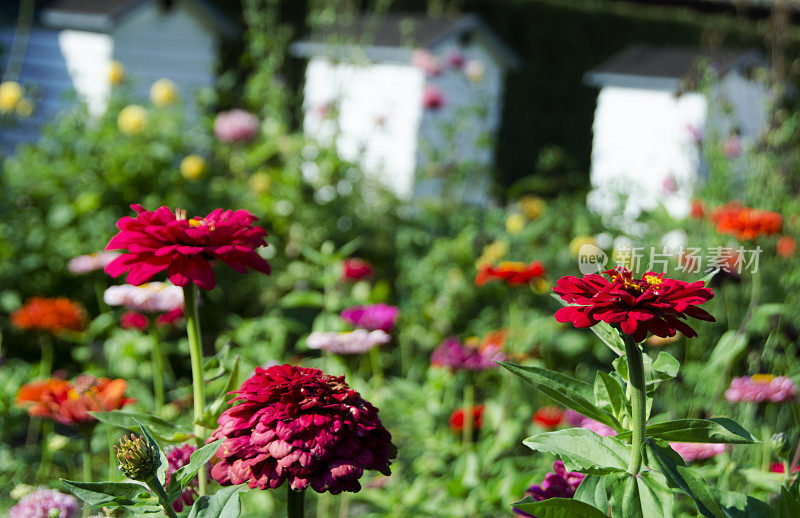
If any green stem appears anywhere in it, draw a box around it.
[368,345,383,384]
[462,381,474,450]
[146,476,179,518]
[287,485,305,518]
[107,424,116,480]
[338,492,350,518]
[182,284,207,496]
[82,431,92,482]
[35,420,53,482]
[150,321,165,412]
[39,335,53,378]
[624,335,646,475]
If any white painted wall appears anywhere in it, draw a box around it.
[58,30,114,116]
[587,86,707,226]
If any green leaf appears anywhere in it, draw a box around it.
[594,372,628,423]
[512,497,608,518]
[646,438,727,518]
[166,440,222,498]
[188,484,247,518]
[90,411,192,443]
[203,343,232,382]
[617,418,758,444]
[60,480,157,511]
[573,474,609,511]
[280,291,325,308]
[701,269,720,287]
[775,486,800,518]
[614,351,679,386]
[523,428,630,475]
[617,471,674,518]
[717,490,773,518]
[552,294,624,355]
[704,331,748,374]
[134,418,168,484]
[498,362,619,429]
[198,356,240,429]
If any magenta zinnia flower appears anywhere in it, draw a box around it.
[105,205,270,290]
[669,442,728,463]
[9,488,80,518]
[553,267,714,343]
[214,109,259,143]
[513,461,585,517]
[209,364,396,494]
[430,337,504,371]
[725,375,797,403]
[340,303,398,331]
[164,444,206,511]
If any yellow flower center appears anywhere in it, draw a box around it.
[751,374,775,384]
[188,218,204,227]
[498,261,526,272]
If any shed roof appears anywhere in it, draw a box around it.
[585,45,765,91]
[291,13,521,69]
[39,0,238,38]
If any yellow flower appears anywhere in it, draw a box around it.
[249,171,271,194]
[150,78,178,107]
[520,195,546,220]
[569,236,597,256]
[117,105,147,134]
[15,98,33,117]
[505,213,525,234]
[108,60,125,85]
[180,155,206,180]
[0,81,23,113]
[476,240,507,268]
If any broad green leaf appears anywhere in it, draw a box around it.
[594,371,628,423]
[617,418,757,444]
[717,490,773,518]
[552,294,624,355]
[90,410,192,443]
[166,440,222,498]
[280,291,325,308]
[188,484,247,518]
[646,438,726,518]
[523,428,630,475]
[614,351,679,386]
[499,362,619,429]
[573,474,609,511]
[616,471,674,518]
[775,486,800,518]
[512,497,608,518]
[60,480,156,510]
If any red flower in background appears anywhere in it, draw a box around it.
[533,407,564,429]
[449,405,485,433]
[16,376,133,426]
[553,267,714,343]
[710,202,782,240]
[475,261,545,286]
[120,311,148,331]
[105,205,270,290]
[209,364,396,494]
[690,200,706,219]
[11,297,86,335]
[341,258,373,281]
[777,236,796,258]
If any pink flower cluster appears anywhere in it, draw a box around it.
[209,364,396,494]
[214,109,260,143]
[307,330,390,355]
[9,488,80,518]
[430,337,505,371]
[670,442,728,463]
[164,444,206,511]
[725,375,797,403]
[340,303,398,331]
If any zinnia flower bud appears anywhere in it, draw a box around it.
[116,434,161,481]
[209,364,396,494]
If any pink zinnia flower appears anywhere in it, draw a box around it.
[580,417,617,437]
[411,49,442,76]
[725,375,797,403]
[157,307,184,326]
[553,267,715,343]
[430,337,504,371]
[340,303,398,331]
[446,50,465,69]
[723,136,742,158]
[68,251,120,274]
[9,488,80,518]
[209,364,396,494]
[105,205,270,290]
[341,258,372,281]
[670,442,728,462]
[164,444,207,511]
[422,85,445,111]
[306,330,391,355]
[120,311,147,331]
[214,109,260,143]
[513,461,585,517]
[104,282,184,313]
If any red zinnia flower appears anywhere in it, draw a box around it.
[449,405,485,433]
[341,258,373,281]
[553,267,714,343]
[533,406,564,429]
[475,261,546,286]
[120,311,148,331]
[15,376,133,426]
[105,205,270,290]
[777,236,796,258]
[209,364,396,494]
[710,202,782,240]
[11,297,87,335]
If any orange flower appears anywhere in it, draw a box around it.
[777,236,796,258]
[533,406,564,429]
[10,297,86,335]
[710,202,782,240]
[475,261,545,286]
[479,329,508,353]
[16,376,133,426]
[690,199,706,219]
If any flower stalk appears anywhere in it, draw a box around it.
[462,381,474,450]
[182,284,207,496]
[287,486,305,518]
[149,318,165,411]
[624,335,646,475]
[146,476,179,518]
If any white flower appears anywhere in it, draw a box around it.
[68,252,121,274]
[104,282,184,313]
[306,329,390,355]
